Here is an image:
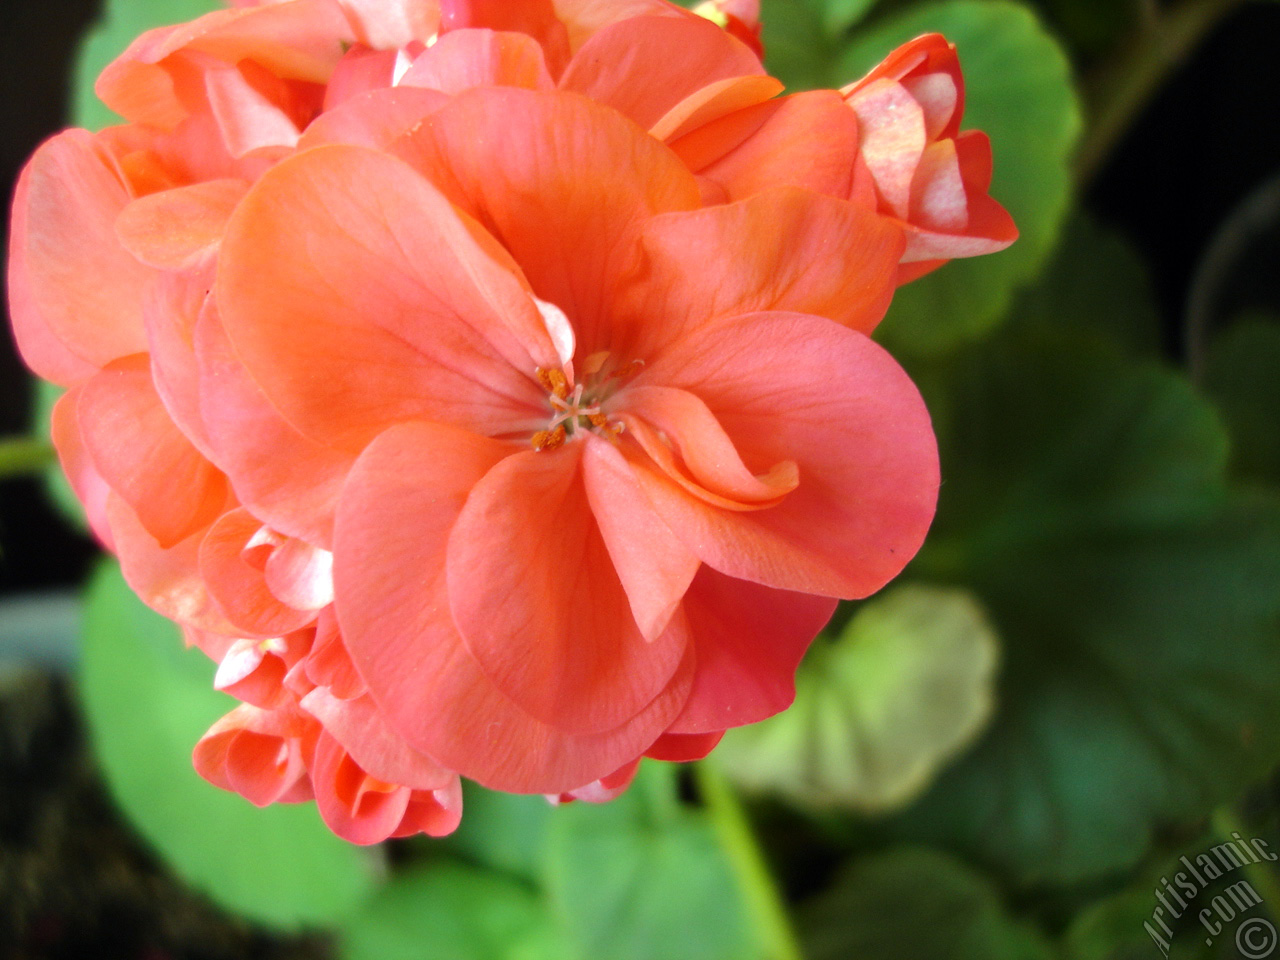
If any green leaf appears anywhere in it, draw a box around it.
[819,0,880,36]
[799,848,1055,960]
[1063,885,1210,960]
[339,861,567,960]
[758,0,880,82]
[881,331,1280,887]
[439,781,556,882]
[544,764,765,960]
[716,583,999,812]
[71,0,220,131]
[1203,315,1280,486]
[80,562,376,928]
[840,1,1082,353]
[1011,213,1163,359]
[761,0,838,90]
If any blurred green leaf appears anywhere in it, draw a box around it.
[80,562,376,928]
[439,781,556,882]
[340,861,567,960]
[1063,885,1209,960]
[1012,213,1163,358]
[761,0,838,89]
[819,0,881,36]
[72,0,219,131]
[800,848,1054,960]
[882,331,1280,887]
[544,764,765,960]
[716,583,999,812]
[841,1,1081,353]
[1203,314,1280,486]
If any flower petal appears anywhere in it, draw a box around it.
[6,160,95,384]
[668,566,835,733]
[97,0,351,126]
[49,388,114,548]
[195,301,354,549]
[618,387,796,513]
[673,90,861,202]
[650,74,781,142]
[440,0,570,73]
[400,28,554,93]
[193,703,312,807]
[627,312,938,599]
[580,437,700,642]
[300,86,449,150]
[447,443,689,733]
[305,608,368,700]
[106,494,238,633]
[78,355,227,548]
[340,0,441,48]
[265,538,334,611]
[199,508,320,637]
[333,420,693,793]
[301,687,454,790]
[558,14,763,131]
[116,179,248,271]
[551,0,690,52]
[311,731,413,845]
[617,186,903,357]
[391,780,464,838]
[845,77,927,220]
[14,130,150,373]
[217,142,556,451]
[644,730,723,762]
[391,87,700,356]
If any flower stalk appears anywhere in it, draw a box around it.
[697,761,806,960]
[0,437,55,480]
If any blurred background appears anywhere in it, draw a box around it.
[2,0,1280,957]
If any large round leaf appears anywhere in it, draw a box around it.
[800,848,1055,960]
[544,764,764,960]
[716,583,999,812]
[881,330,1280,887]
[1011,213,1163,359]
[841,1,1082,353]
[79,562,376,928]
[339,861,566,960]
[1203,315,1280,486]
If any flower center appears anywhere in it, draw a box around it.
[530,354,642,451]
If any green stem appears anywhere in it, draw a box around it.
[1211,807,1280,917]
[696,762,805,960]
[1076,0,1248,187]
[0,437,55,479]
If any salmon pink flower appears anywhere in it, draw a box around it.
[209,86,938,793]
[6,0,1016,842]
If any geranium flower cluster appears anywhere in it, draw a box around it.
[8,0,1014,843]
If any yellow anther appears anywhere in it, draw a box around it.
[536,367,570,400]
[531,425,567,451]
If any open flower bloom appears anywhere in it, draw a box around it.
[7,0,1011,842]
